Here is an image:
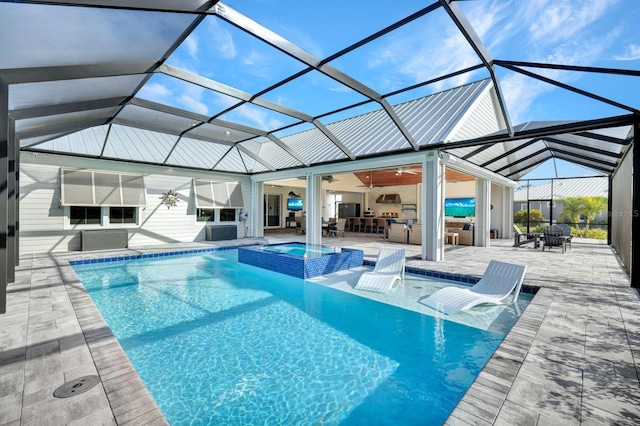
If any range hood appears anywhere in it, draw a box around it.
[376,194,401,204]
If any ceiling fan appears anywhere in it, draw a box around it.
[296,175,339,183]
[357,171,383,188]
[395,167,421,176]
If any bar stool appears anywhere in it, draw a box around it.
[364,217,375,233]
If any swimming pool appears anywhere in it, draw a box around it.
[72,249,526,425]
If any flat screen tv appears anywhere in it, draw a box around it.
[444,197,475,217]
[287,198,303,211]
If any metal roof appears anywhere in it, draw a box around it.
[514,177,609,201]
[443,123,632,180]
[2,1,639,178]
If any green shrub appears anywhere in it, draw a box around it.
[570,227,607,239]
[513,209,545,226]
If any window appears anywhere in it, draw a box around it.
[70,206,101,225]
[109,207,137,224]
[220,209,236,222]
[520,204,527,211]
[196,208,215,222]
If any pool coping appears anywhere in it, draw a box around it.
[55,243,543,424]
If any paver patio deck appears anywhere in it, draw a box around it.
[1,232,638,425]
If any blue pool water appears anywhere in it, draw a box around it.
[73,250,523,425]
[261,242,336,257]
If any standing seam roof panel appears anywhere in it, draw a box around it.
[328,109,407,156]
[239,138,302,170]
[104,125,177,164]
[166,137,231,170]
[216,147,248,173]
[33,125,108,157]
[280,128,347,164]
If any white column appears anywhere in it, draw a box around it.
[503,186,514,240]
[251,181,264,238]
[305,173,323,246]
[423,152,444,261]
[475,178,491,247]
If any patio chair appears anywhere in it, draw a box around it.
[556,224,573,250]
[296,217,306,235]
[513,224,537,247]
[328,218,346,237]
[542,225,569,253]
[354,247,405,293]
[419,260,527,315]
[388,223,408,243]
[409,223,422,245]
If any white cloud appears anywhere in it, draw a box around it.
[207,18,236,59]
[184,34,199,59]
[242,49,262,66]
[234,104,283,130]
[528,0,617,45]
[328,85,352,93]
[365,13,484,92]
[615,43,640,60]
[137,83,172,103]
[500,73,551,123]
[178,95,208,115]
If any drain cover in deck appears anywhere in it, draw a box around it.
[53,375,100,398]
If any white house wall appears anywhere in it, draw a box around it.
[19,153,252,255]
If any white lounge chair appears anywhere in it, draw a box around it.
[419,260,527,315]
[354,247,405,293]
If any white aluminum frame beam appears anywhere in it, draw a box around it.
[440,0,513,136]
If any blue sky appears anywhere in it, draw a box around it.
[138,0,640,179]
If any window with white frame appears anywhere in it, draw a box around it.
[70,206,101,225]
[109,207,137,224]
[220,208,236,222]
[61,169,146,227]
[520,203,527,210]
[196,209,215,222]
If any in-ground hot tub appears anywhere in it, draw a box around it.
[238,242,364,278]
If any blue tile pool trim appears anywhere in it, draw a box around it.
[68,246,237,266]
[363,260,539,295]
[238,245,364,279]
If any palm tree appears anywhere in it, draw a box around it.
[578,196,607,230]
[559,197,582,225]
[559,196,607,229]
